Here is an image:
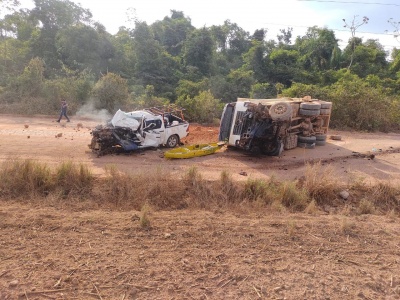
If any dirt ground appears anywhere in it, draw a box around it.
[0,115,400,299]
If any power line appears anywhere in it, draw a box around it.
[297,0,400,6]
[260,22,393,36]
[258,22,399,48]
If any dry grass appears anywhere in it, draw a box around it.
[183,166,213,208]
[301,161,341,205]
[278,181,308,211]
[55,161,93,197]
[0,160,399,215]
[304,199,319,215]
[286,219,297,238]
[357,198,375,215]
[243,178,277,204]
[368,181,400,209]
[0,159,52,198]
[339,218,356,235]
[140,203,152,228]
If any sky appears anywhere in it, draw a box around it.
[18,0,400,53]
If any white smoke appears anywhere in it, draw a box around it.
[75,100,112,123]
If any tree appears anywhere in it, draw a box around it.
[268,48,299,85]
[29,0,93,75]
[242,39,267,82]
[341,39,387,78]
[386,18,400,43]
[151,10,194,57]
[176,90,223,123]
[183,27,214,77]
[92,73,128,113]
[295,26,340,72]
[250,83,276,99]
[56,24,115,76]
[13,57,44,96]
[342,15,369,69]
[132,21,180,99]
[277,27,293,45]
[210,21,251,74]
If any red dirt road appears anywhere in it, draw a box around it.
[1,114,400,183]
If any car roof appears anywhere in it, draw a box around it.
[125,110,159,119]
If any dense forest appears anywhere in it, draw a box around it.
[1,0,400,130]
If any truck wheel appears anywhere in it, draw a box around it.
[320,101,332,109]
[300,102,321,110]
[261,141,283,156]
[315,134,327,141]
[166,135,179,148]
[320,108,331,115]
[298,135,316,143]
[269,102,293,121]
[299,108,320,116]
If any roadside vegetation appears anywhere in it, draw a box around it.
[1,1,400,129]
[0,160,398,217]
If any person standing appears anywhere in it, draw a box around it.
[57,99,70,122]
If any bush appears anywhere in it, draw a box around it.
[92,73,129,113]
[176,90,224,123]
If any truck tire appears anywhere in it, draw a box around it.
[298,135,317,143]
[261,140,283,156]
[330,135,342,141]
[315,134,327,141]
[320,108,331,115]
[316,140,326,146]
[299,108,320,116]
[300,102,321,110]
[166,134,179,148]
[269,102,293,121]
[320,101,332,109]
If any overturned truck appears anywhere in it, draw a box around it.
[219,97,332,156]
[89,107,189,156]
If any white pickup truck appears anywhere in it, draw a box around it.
[89,107,189,155]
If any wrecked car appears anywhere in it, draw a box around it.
[89,107,189,156]
[219,97,332,156]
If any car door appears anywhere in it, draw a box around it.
[142,119,162,147]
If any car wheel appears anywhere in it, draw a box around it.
[166,134,179,148]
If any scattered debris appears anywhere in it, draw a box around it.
[55,133,62,138]
[239,171,248,176]
[24,124,29,129]
[330,135,342,141]
[339,190,350,200]
[27,136,30,139]
[9,280,19,287]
